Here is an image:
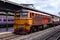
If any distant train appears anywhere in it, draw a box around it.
[0,18,14,22]
[13,11,60,34]
[0,18,14,28]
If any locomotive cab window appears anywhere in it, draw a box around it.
[16,15,20,17]
[21,13,28,17]
[14,13,20,20]
[15,13,20,17]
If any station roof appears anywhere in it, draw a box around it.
[0,0,60,18]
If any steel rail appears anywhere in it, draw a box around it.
[0,34,21,40]
[45,31,60,40]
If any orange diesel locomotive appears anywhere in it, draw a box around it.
[13,11,52,34]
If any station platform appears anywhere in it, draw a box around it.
[0,27,14,33]
[0,27,13,36]
[0,32,12,35]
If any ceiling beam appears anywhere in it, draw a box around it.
[0,0,60,18]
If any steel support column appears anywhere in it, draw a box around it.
[6,12,8,31]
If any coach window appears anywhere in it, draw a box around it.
[8,19,14,21]
[4,19,6,21]
[0,19,1,21]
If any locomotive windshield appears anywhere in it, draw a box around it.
[15,12,28,18]
[22,13,28,17]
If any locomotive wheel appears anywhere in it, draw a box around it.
[38,26,42,30]
[30,26,38,33]
[34,28,37,32]
[30,27,35,33]
[43,25,48,29]
[47,24,50,28]
[29,28,32,33]
[42,26,44,30]
[48,24,52,28]
[41,25,45,30]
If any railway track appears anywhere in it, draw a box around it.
[0,33,21,40]
[45,31,60,40]
[0,25,60,40]
[57,36,60,40]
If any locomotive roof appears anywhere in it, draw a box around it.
[0,0,60,18]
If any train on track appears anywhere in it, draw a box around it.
[0,0,60,34]
[0,18,14,28]
[13,10,60,34]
